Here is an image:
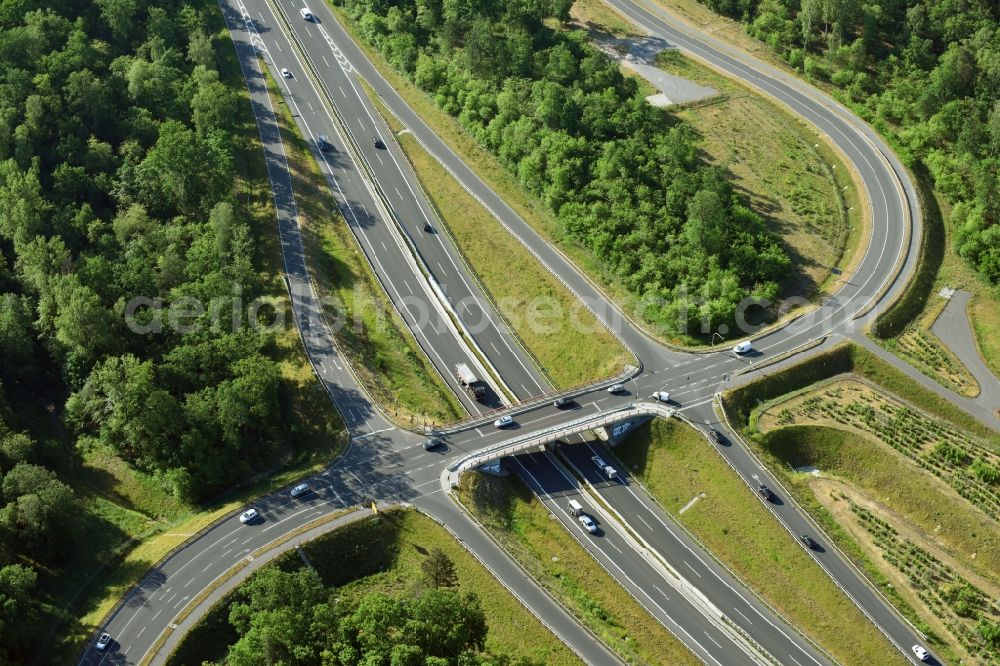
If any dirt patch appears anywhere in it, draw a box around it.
[810,477,990,665]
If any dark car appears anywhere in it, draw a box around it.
[800,534,817,550]
[423,438,443,451]
[317,134,331,151]
[709,427,723,443]
[372,136,383,148]
[553,396,572,408]
[757,484,774,501]
[422,222,433,233]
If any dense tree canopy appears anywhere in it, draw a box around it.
[338,0,791,332]
[694,0,1000,285]
[0,0,286,504]
[215,566,516,666]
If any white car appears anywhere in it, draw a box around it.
[280,67,291,78]
[652,390,670,403]
[299,7,313,20]
[607,383,625,394]
[911,645,930,662]
[578,514,598,533]
[239,508,259,524]
[494,415,513,428]
[732,340,753,354]
[96,633,112,650]
[290,483,310,498]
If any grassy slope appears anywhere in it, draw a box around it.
[753,424,995,663]
[168,509,579,665]
[719,343,1000,663]
[457,473,699,665]
[264,71,463,425]
[45,14,356,662]
[613,418,902,666]
[756,420,998,585]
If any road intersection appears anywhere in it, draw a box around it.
[77,0,965,664]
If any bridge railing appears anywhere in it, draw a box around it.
[447,401,675,474]
[430,364,642,437]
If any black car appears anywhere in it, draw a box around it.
[757,484,774,501]
[800,534,817,550]
[422,222,433,233]
[317,134,331,151]
[423,438,443,451]
[372,136,383,148]
[553,396,572,408]
[709,427,722,443]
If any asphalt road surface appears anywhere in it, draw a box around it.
[74,0,962,664]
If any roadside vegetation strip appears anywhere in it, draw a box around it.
[141,507,359,666]
[756,379,1000,579]
[456,473,700,665]
[873,173,997,395]
[264,68,463,425]
[168,508,580,666]
[723,341,1000,445]
[749,425,996,664]
[383,117,631,389]
[612,419,902,666]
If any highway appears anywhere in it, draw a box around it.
[510,448,829,665]
[74,0,959,664]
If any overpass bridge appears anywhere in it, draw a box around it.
[445,401,678,484]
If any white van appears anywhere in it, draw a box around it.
[568,499,584,516]
[299,7,313,20]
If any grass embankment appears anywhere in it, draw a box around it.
[325,1,861,348]
[363,103,631,389]
[721,344,1000,663]
[45,16,353,663]
[753,417,999,663]
[265,73,462,425]
[168,509,579,665]
[456,473,698,665]
[724,341,1000,443]
[872,177,997,397]
[613,419,901,666]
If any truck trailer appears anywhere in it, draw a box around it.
[454,363,487,401]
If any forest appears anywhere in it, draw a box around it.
[337,0,792,332]
[0,0,301,658]
[0,2,288,500]
[695,0,1000,285]
[198,565,533,666]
